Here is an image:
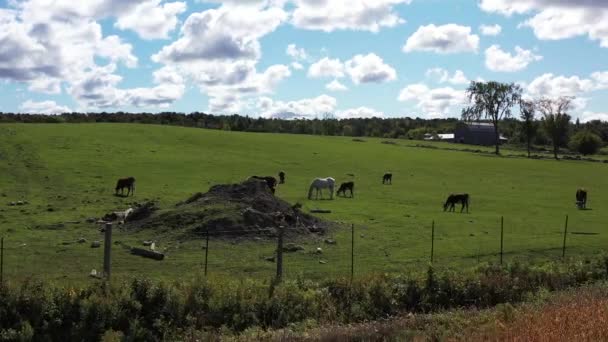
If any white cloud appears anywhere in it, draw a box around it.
[398,83,466,117]
[20,100,71,114]
[286,43,308,60]
[526,73,595,99]
[291,0,411,33]
[484,45,543,72]
[479,0,608,48]
[336,106,384,119]
[523,71,608,117]
[308,57,345,79]
[403,24,479,54]
[114,0,187,40]
[151,3,291,113]
[291,62,304,70]
[258,94,337,118]
[580,111,608,122]
[426,68,469,85]
[480,24,502,36]
[152,6,287,63]
[326,79,348,91]
[344,53,397,84]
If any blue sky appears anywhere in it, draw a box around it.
[1,0,607,121]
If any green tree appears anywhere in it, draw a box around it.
[519,99,538,158]
[537,97,573,160]
[461,81,522,155]
[569,130,602,155]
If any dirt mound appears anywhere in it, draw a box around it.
[127,179,328,238]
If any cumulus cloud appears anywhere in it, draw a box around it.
[426,68,469,85]
[336,106,384,119]
[114,0,187,40]
[258,94,337,118]
[403,24,479,54]
[151,3,291,113]
[152,6,287,63]
[308,53,397,84]
[485,45,543,72]
[326,79,348,92]
[308,57,345,79]
[20,100,71,114]
[480,24,502,36]
[291,62,304,70]
[291,0,411,32]
[479,0,608,48]
[398,83,467,117]
[526,73,595,99]
[286,43,308,61]
[580,111,608,122]
[523,71,608,116]
[344,53,397,84]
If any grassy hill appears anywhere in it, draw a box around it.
[1,123,607,284]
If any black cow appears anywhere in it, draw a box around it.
[115,177,136,197]
[336,181,354,198]
[443,193,469,213]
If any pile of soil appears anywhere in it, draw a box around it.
[126,179,329,238]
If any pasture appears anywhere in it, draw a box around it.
[1,123,607,284]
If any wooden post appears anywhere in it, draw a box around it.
[0,237,4,285]
[431,221,435,263]
[103,223,112,280]
[500,216,504,265]
[276,226,284,282]
[562,215,568,259]
[204,229,209,276]
[351,224,355,283]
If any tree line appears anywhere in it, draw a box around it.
[462,81,607,158]
[1,86,607,157]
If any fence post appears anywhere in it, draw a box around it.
[500,216,504,265]
[351,224,355,283]
[204,229,209,276]
[276,226,284,282]
[562,215,568,259]
[103,223,112,280]
[430,221,435,263]
[1,237,4,285]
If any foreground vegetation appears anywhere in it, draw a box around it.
[1,123,608,283]
[2,256,608,341]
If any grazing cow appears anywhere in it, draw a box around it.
[278,171,286,184]
[576,189,587,209]
[115,177,136,197]
[382,173,392,185]
[443,193,469,213]
[336,181,355,198]
[251,176,278,194]
[308,177,335,200]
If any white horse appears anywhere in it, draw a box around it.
[308,177,335,200]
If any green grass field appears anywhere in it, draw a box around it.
[1,123,607,284]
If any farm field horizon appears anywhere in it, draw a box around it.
[1,123,607,284]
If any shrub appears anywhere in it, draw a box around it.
[1,256,608,340]
[569,130,603,155]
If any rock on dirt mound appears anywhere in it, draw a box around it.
[127,179,329,238]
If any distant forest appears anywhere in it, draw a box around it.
[1,112,608,146]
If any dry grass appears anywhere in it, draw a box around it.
[219,285,608,342]
[471,287,608,342]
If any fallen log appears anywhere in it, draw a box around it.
[130,247,165,260]
[310,209,332,214]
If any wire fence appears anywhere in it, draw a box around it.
[0,214,605,286]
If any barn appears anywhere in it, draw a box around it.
[454,122,507,146]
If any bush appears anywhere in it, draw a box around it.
[569,130,603,155]
[1,257,608,340]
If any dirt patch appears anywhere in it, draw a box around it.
[126,179,329,239]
